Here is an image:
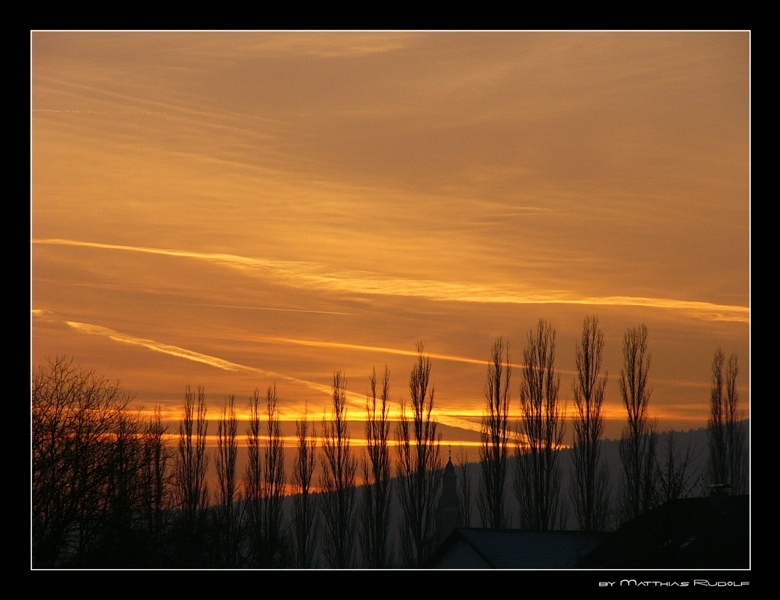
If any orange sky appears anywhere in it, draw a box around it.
[31,31,750,457]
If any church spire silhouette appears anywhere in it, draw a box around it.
[435,448,462,546]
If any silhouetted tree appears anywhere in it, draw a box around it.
[361,366,394,568]
[319,371,358,568]
[457,447,474,527]
[291,403,318,568]
[32,356,136,567]
[396,342,442,567]
[708,349,727,488]
[97,409,149,566]
[478,337,511,529]
[140,405,171,560]
[725,354,748,494]
[570,316,610,532]
[708,349,748,494]
[244,387,264,567]
[261,384,287,566]
[514,319,566,530]
[656,430,700,503]
[214,394,240,567]
[172,385,209,566]
[618,324,658,523]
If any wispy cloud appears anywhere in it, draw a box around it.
[195,303,353,317]
[35,238,748,323]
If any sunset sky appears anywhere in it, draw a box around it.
[31,31,750,463]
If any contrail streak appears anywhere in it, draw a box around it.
[63,320,349,402]
[257,335,488,366]
[59,320,493,430]
[34,238,749,323]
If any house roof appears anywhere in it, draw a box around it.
[426,528,606,569]
[426,494,750,570]
[576,494,750,569]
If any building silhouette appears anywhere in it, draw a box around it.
[435,450,462,546]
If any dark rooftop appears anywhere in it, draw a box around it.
[427,528,605,569]
[576,494,749,569]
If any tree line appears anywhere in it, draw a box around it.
[31,317,748,568]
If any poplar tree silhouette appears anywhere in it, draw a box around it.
[707,349,747,494]
[514,320,566,530]
[292,404,318,568]
[570,316,610,532]
[319,371,357,568]
[215,394,240,567]
[478,337,511,529]
[396,342,442,567]
[172,385,209,566]
[618,324,658,523]
[140,406,171,561]
[361,366,394,568]
[244,387,264,567]
[261,384,286,566]
[457,447,474,527]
